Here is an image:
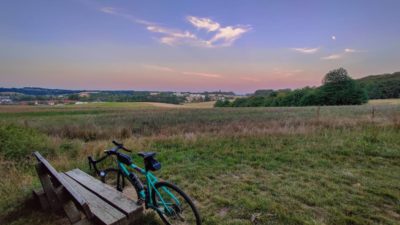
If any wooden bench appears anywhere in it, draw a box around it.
[33,152,143,225]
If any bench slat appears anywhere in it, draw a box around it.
[33,151,92,218]
[60,173,128,225]
[66,169,142,219]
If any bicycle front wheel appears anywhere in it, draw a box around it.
[152,181,201,225]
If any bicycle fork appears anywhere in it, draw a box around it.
[116,171,125,192]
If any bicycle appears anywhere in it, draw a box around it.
[88,140,201,225]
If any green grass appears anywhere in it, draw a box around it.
[0,103,399,225]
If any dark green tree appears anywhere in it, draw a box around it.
[357,71,400,99]
[319,68,368,105]
[322,67,351,84]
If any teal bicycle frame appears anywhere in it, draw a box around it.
[117,160,181,214]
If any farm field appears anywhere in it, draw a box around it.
[368,98,400,106]
[0,102,399,225]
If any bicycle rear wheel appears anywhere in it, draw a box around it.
[152,181,201,225]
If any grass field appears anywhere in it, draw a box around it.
[0,101,399,225]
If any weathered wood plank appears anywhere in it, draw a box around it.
[60,173,128,225]
[33,152,93,218]
[66,169,143,220]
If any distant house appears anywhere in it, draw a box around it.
[79,91,98,98]
[0,96,12,104]
[60,99,77,105]
[208,94,227,101]
[186,94,205,102]
[79,92,90,97]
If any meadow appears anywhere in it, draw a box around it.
[0,100,399,225]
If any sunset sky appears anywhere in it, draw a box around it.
[1,0,399,93]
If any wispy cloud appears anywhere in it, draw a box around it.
[187,16,220,32]
[344,48,355,53]
[99,8,250,48]
[321,54,342,60]
[181,71,222,78]
[99,6,152,25]
[291,47,319,54]
[143,64,222,78]
[186,16,251,47]
[344,48,364,53]
[151,16,250,48]
[143,64,175,72]
[100,7,117,14]
[135,19,156,26]
[321,48,364,60]
[145,25,200,46]
[209,25,251,47]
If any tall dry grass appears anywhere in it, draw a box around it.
[0,103,399,224]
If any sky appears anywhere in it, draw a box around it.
[1,0,399,93]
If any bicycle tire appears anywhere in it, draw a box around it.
[151,181,201,225]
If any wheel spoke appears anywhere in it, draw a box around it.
[181,204,189,211]
[152,182,200,225]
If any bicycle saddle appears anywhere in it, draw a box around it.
[138,152,156,159]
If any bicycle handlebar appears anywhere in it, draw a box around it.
[88,140,132,175]
[88,155,107,174]
[112,140,132,153]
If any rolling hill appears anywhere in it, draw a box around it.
[357,71,400,99]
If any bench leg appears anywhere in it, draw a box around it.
[55,186,86,224]
[72,218,92,225]
[33,188,50,211]
[35,163,62,211]
[63,199,82,223]
[36,163,89,224]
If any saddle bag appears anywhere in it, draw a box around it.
[145,157,161,171]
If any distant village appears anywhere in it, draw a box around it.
[0,88,237,105]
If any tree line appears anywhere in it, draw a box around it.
[357,71,400,99]
[68,92,185,104]
[215,68,369,107]
[1,89,186,104]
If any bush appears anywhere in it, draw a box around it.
[214,99,231,107]
[0,123,53,160]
